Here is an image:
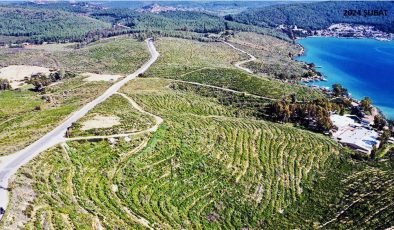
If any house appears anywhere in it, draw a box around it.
[331,114,380,154]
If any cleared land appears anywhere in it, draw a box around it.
[2,78,341,229]
[147,37,323,100]
[70,94,154,137]
[0,77,111,155]
[227,32,308,79]
[0,65,50,89]
[0,37,150,155]
[0,36,150,75]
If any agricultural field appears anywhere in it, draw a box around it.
[2,78,342,229]
[323,161,394,229]
[0,36,150,75]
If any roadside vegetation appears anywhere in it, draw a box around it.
[0,37,150,155]
[0,77,111,155]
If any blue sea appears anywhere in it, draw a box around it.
[297,37,394,119]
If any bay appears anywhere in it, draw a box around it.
[297,37,394,119]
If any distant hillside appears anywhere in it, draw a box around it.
[92,9,289,41]
[0,6,111,43]
[227,1,394,33]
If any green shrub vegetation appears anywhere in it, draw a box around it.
[0,77,111,155]
[228,32,309,79]
[5,78,342,229]
[70,94,154,137]
[178,68,322,100]
[147,37,243,77]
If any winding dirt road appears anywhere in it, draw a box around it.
[0,38,159,218]
[222,41,256,74]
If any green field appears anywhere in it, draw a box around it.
[0,36,149,75]
[0,37,150,155]
[146,37,244,78]
[0,77,111,155]
[3,78,342,229]
[146,37,323,100]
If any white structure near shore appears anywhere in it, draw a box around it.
[330,114,380,154]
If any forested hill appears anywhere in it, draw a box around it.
[227,1,394,33]
[91,9,288,40]
[0,7,111,43]
[0,2,289,44]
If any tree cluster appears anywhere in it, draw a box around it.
[266,98,337,132]
[27,69,74,92]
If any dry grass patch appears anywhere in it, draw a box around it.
[81,115,121,131]
[0,65,50,89]
[82,73,123,82]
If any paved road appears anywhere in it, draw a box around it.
[222,41,256,74]
[0,38,159,219]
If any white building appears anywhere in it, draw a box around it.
[331,114,380,154]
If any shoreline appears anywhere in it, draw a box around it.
[298,35,393,42]
[294,37,390,120]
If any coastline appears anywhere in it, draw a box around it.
[294,36,390,120]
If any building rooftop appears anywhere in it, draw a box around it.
[331,114,357,128]
[331,114,380,153]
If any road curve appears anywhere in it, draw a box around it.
[222,41,256,74]
[0,38,159,218]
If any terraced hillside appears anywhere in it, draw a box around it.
[2,78,341,229]
[323,163,394,229]
[146,37,243,77]
[70,94,154,137]
[227,32,308,79]
[146,37,323,100]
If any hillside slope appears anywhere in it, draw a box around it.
[0,7,110,43]
[228,1,394,33]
